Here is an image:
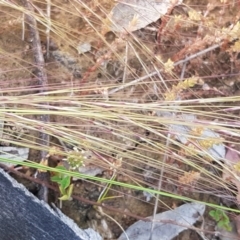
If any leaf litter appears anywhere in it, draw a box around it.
[118,202,205,240]
[110,0,183,32]
[1,0,240,239]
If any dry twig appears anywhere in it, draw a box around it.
[21,0,50,201]
[109,43,222,95]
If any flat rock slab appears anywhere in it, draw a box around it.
[118,202,205,240]
[0,169,102,240]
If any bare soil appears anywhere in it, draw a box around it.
[1,0,240,239]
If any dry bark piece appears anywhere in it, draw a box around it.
[118,202,205,240]
[0,146,29,167]
[21,0,50,202]
[110,0,182,32]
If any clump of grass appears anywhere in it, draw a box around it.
[1,0,240,238]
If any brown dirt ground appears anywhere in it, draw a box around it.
[1,0,240,239]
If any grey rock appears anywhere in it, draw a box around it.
[0,169,102,240]
[118,202,205,240]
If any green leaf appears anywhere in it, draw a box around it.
[67,184,74,198]
[217,221,232,231]
[225,224,232,231]
[209,210,218,221]
[210,209,232,232]
[209,209,222,221]
[55,166,67,171]
[51,175,62,183]
[215,209,222,217]
[217,221,225,228]
[60,176,71,190]
[209,210,215,217]
[54,166,67,177]
[59,194,70,201]
[59,184,66,195]
[222,212,229,222]
[218,221,230,231]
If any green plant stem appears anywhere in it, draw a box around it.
[1,157,240,213]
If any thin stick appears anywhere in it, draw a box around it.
[21,12,25,41]
[21,0,49,158]
[46,0,51,59]
[98,170,116,202]
[149,132,171,240]
[21,0,49,201]
[180,60,187,80]
[122,42,129,84]
[109,71,158,95]
[174,43,221,66]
